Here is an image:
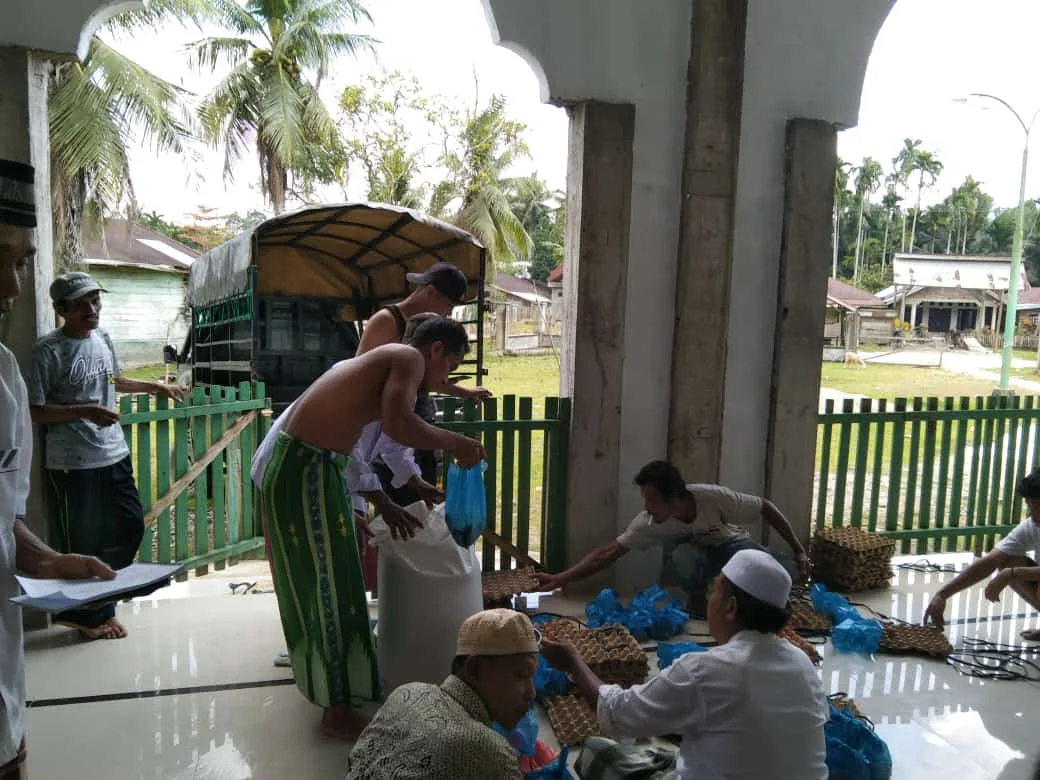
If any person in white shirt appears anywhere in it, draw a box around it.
[0,159,115,779]
[537,460,811,615]
[542,549,828,780]
[924,466,1040,641]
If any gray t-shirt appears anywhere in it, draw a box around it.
[28,328,129,470]
[617,484,764,550]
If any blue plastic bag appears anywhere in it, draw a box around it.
[831,618,882,655]
[825,704,892,780]
[534,653,571,697]
[810,583,861,625]
[493,707,539,757]
[445,461,488,547]
[657,641,708,669]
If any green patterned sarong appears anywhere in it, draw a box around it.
[260,432,380,707]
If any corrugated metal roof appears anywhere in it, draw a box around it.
[84,219,198,270]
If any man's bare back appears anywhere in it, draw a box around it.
[281,343,466,459]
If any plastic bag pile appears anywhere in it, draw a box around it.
[825,703,893,780]
[810,583,882,655]
[493,708,573,779]
[584,585,690,641]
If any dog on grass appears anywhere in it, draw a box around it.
[843,351,867,368]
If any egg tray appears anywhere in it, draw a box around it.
[538,621,649,688]
[814,526,897,556]
[879,623,953,658]
[545,695,600,746]
[811,566,893,593]
[778,627,823,665]
[787,601,832,634]
[481,566,540,607]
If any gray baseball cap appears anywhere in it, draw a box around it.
[50,271,106,303]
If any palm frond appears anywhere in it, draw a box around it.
[273,26,375,74]
[184,36,255,72]
[200,62,262,178]
[101,0,212,34]
[256,68,306,166]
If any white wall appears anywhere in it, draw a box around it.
[89,266,189,368]
[486,0,690,588]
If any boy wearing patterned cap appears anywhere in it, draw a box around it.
[347,608,538,779]
[542,550,828,779]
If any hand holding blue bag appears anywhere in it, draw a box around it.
[445,461,488,547]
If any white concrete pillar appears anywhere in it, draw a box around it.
[910,302,919,329]
[921,304,931,331]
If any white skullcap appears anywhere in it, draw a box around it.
[721,549,792,610]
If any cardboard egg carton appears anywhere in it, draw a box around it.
[538,621,649,687]
[812,527,896,592]
[788,601,832,633]
[879,623,952,658]
[481,566,540,607]
[545,695,600,745]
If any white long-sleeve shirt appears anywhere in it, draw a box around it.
[0,344,32,766]
[597,630,828,780]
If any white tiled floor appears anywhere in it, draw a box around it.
[20,556,1040,779]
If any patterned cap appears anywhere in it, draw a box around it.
[0,160,36,228]
[456,609,540,656]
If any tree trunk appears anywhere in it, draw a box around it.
[881,216,891,269]
[854,200,865,281]
[900,211,908,253]
[909,172,924,253]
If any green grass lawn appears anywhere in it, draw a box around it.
[819,362,1002,401]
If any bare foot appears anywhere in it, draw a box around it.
[320,703,370,741]
[57,617,128,641]
[1021,628,1040,642]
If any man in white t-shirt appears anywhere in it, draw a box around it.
[924,466,1040,641]
[537,460,811,615]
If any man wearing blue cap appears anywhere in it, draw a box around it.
[27,270,184,640]
[0,159,115,779]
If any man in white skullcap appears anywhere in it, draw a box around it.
[542,549,828,780]
[347,608,537,779]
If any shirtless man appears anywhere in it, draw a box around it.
[258,315,484,741]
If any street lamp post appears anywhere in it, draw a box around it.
[956,93,1040,390]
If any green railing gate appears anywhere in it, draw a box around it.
[815,394,1040,554]
[441,395,571,573]
[122,382,270,572]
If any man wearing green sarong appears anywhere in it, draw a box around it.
[259,316,484,741]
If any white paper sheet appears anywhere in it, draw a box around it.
[13,562,184,611]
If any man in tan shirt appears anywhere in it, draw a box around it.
[537,460,811,615]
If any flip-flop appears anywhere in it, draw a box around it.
[274,651,291,668]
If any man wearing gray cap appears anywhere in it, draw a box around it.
[27,270,183,640]
[0,159,115,779]
[543,549,827,779]
[347,608,537,779]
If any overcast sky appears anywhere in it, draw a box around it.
[117,0,1040,222]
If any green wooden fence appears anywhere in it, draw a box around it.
[815,394,1040,554]
[121,387,569,576]
[441,395,571,573]
[121,382,270,572]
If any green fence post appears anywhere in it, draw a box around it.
[155,394,172,564]
[516,397,533,564]
[134,395,153,562]
[867,398,887,533]
[546,398,570,573]
[885,398,908,536]
[210,386,228,569]
[482,397,499,567]
[850,398,872,529]
[917,397,939,555]
[191,386,210,574]
[816,399,835,529]
[499,395,517,572]
[832,399,854,527]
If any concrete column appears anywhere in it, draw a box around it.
[559,101,635,592]
[0,47,56,630]
[922,304,931,331]
[764,119,837,547]
[910,302,919,329]
[668,0,749,483]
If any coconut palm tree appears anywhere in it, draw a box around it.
[893,139,943,253]
[429,95,533,272]
[879,181,902,269]
[188,0,374,214]
[852,157,883,281]
[48,4,201,271]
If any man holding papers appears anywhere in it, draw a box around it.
[0,160,114,780]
